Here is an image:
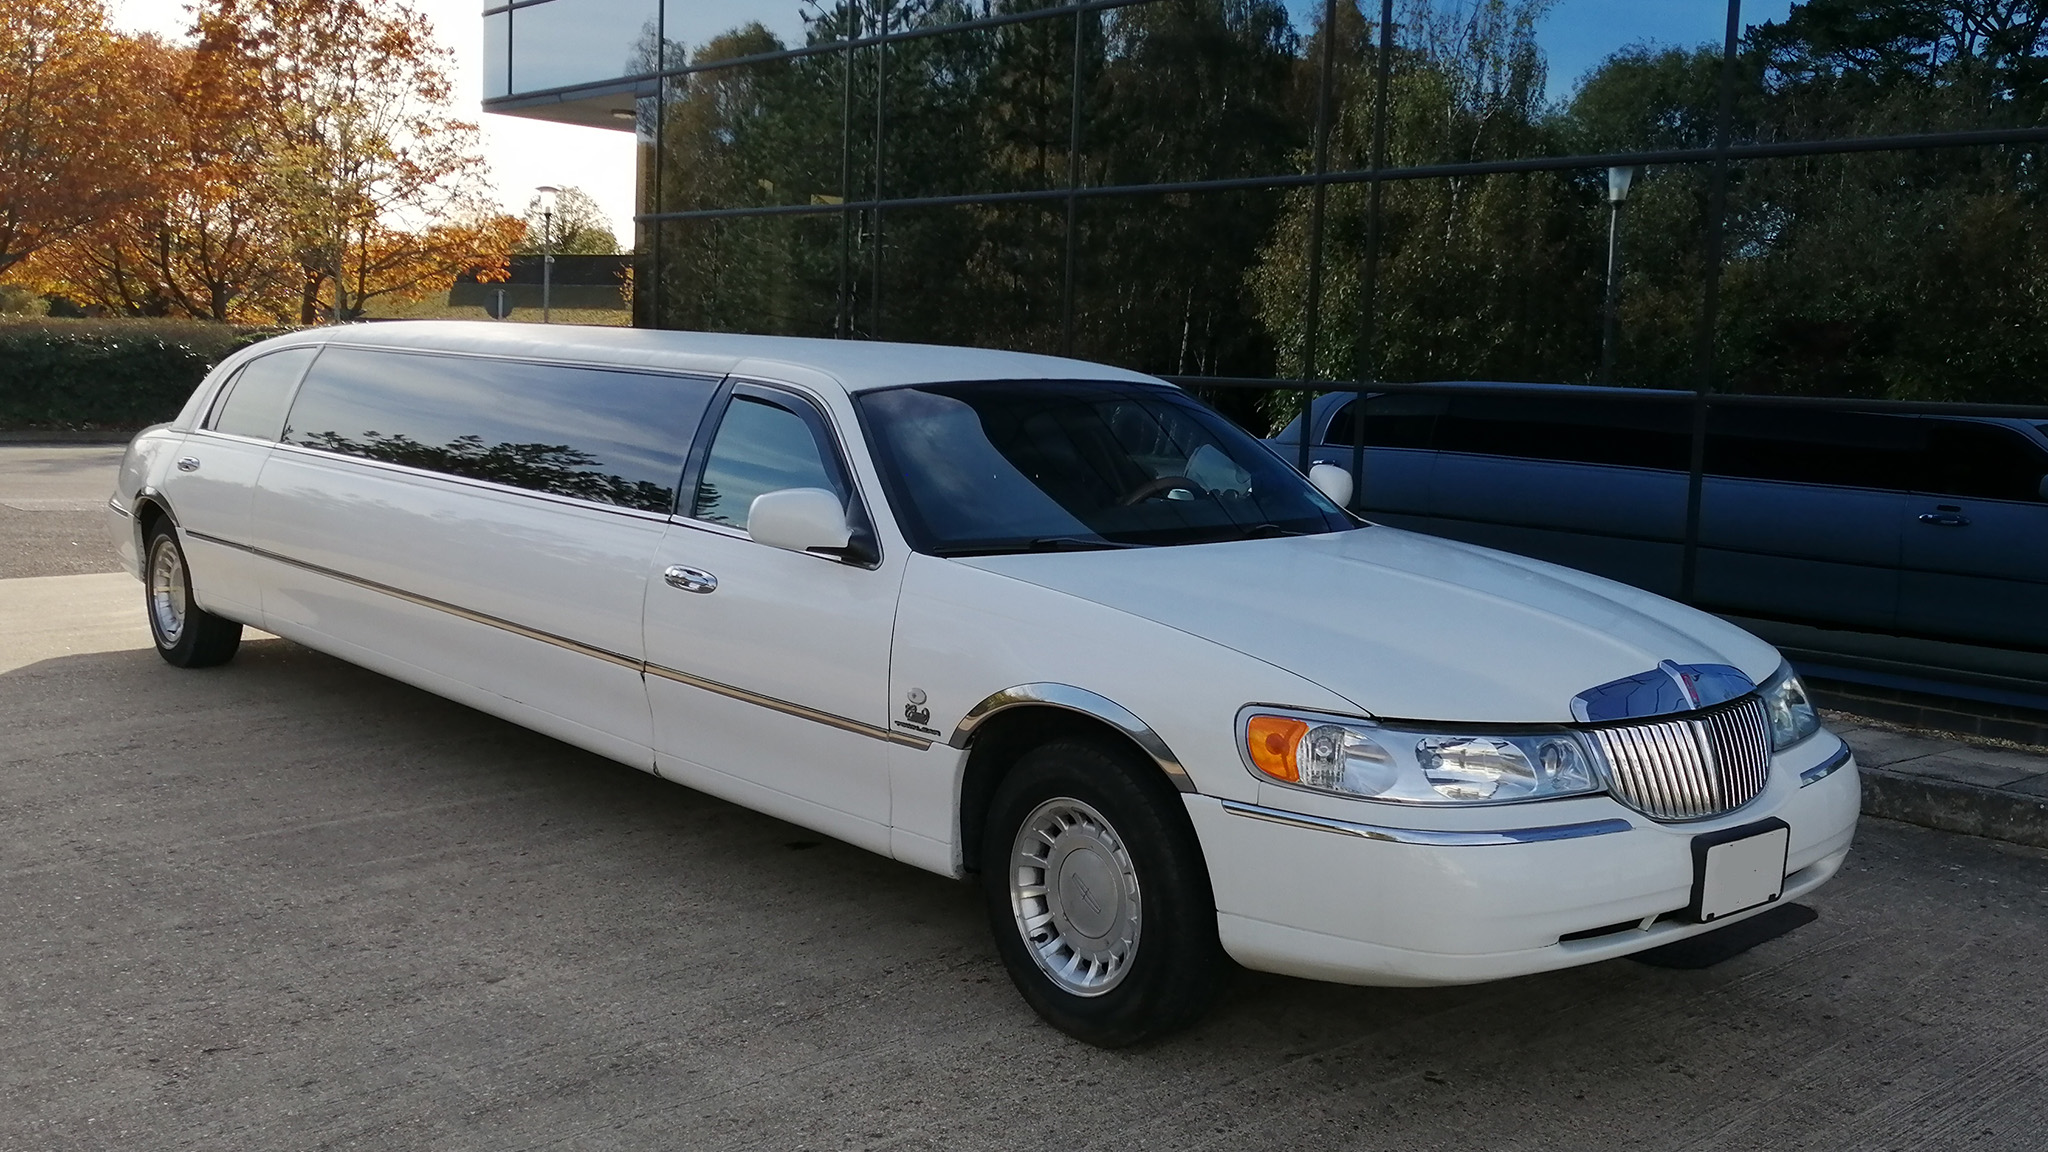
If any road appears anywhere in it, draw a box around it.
[0,444,125,579]
[4,445,2046,1150]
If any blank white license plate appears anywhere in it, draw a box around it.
[1696,825,1790,922]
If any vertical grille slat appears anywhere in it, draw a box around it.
[1591,696,1772,822]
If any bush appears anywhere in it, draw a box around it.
[0,285,47,316]
[0,319,287,431]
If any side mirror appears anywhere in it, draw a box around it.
[1308,463,1353,508]
[748,488,851,555]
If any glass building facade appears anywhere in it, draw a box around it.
[486,0,2048,410]
[487,0,2048,688]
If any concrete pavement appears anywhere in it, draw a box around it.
[4,573,2048,1150]
[0,445,125,579]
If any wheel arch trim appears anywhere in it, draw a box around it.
[949,684,1196,795]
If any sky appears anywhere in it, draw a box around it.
[109,0,1802,250]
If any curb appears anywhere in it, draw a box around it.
[1860,766,2048,850]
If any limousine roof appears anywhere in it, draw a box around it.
[266,322,1164,394]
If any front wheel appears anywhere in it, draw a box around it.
[144,522,242,668]
[981,734,1229,1046]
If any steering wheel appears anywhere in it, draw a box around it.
[1118,474,1201,506]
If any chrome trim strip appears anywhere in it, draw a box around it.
[1219,799,1634,846]
[643,662,930,749]
[951,684,1195,794]
[182,530,932,749]
[107,498,131,517]
[1799,742,1853,787]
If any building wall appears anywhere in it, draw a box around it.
[488,0,2048,427]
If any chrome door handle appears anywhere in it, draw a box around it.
[175,457,200,473]
[1918,508,1971,527]
[663,565,717,593]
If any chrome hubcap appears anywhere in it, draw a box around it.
[148,537,187,646]
[1010,797,1141,996]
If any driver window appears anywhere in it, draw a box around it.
[692,394,847,530]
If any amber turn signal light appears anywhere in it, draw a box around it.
[1245,715,1309,783]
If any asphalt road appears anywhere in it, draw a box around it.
[0,445,125,579]
[5,445,2047,1149]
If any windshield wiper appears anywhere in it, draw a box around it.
[1236,523,1308,539]
[933,536,1138,558]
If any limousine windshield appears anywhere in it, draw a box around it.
[858,379,1356,555]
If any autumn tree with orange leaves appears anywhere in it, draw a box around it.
[0,2,165,280]
[13,0,514,323]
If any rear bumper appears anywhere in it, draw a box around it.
[1187,733,1860,987]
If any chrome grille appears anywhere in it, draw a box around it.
[1590,695,1773,821]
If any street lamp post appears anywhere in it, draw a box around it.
[1599,165,1637,386]
[536,185,560,324]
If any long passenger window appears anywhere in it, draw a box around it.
[209,348,317,441]
[692,395,847,531]
[1919,420,2048,503]
[1436,395,1689,471]
[1323,394,1446,449]
[282,348,714,513]
[1706,409,1922,491]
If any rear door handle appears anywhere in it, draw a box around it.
[663,565,717,593]
[1918,507,1971,527]
[175,456,200,473]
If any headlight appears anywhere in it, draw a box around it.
[1243,711,1602,804]
[1759,661,1820,750]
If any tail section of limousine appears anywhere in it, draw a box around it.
[112,323,1859,1048]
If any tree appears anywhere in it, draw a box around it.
[518,187,620,255]
[197,0,514,322]
[0,2,164,278]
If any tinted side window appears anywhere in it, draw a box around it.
[1920,420,2048,503]
[1706,408,1922,491]
[209,348,317,441]
[693,394,848,530]
[1436,395,1689,471]
[283,348,715,513]
[1323,394,1445,449]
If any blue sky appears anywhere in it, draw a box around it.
[1285,0,1798,101]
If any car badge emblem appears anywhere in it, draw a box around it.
[1570,661,1755,723]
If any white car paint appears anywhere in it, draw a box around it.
[109,323,1860,990]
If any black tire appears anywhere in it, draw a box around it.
[980,734,1230,1047]
[143,521,243,668]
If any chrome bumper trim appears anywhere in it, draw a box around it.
[1220,799,1634,846]
[1799,742,1853,787]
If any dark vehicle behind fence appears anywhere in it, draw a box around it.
[1272,384,2048,694]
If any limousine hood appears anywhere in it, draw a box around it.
[957,526,1782,724]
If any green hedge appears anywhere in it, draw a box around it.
[0,319,287,431]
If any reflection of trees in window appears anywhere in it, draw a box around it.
[297,431,677,512]
[643,0,2048,413]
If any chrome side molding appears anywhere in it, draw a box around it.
[1220,799,1634,846]
[950,683,1195,794]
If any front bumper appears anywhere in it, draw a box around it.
[1187,733,1860,987]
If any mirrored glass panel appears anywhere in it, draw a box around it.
[656,53,850,214]
[1718,147,2047,405]
[510,0,660,94]
[883,13,1075,199]
[870,200,1065,349]
[652,214,843,336]
[1084,0,1310,188]
[662,0,822,72]
[484,10,510,97]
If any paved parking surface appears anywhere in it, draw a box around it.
[3,576,2046,1150]
[0,445,126,579]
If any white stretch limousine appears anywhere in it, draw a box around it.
[109,324,1860,1045]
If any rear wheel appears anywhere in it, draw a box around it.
[145,522,242,668]
[980,734,1229,1046]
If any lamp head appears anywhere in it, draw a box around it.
[1606,166,1638,204]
